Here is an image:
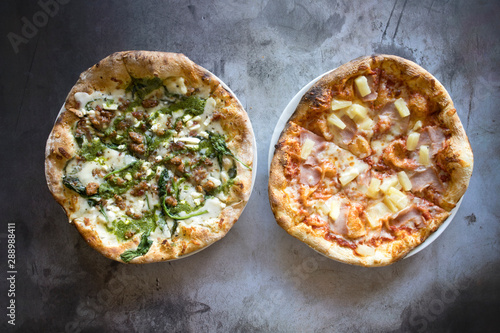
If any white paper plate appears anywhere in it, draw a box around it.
[267,69,461,260]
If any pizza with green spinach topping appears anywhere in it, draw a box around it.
[45,51,254,263]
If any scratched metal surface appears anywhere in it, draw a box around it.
[1,0,499,332]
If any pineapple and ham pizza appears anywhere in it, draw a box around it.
[45,51,254,263]
[269,55,473,266]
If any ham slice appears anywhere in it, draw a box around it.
[300,129,328,163]
[417,126,447,156]
[390,205,425,228]
[329,203,348,236]
[338,115,357,146]
[300,164,322,186]
[299,129,327,186]
[410,167,444,193]
[377,103,410,134]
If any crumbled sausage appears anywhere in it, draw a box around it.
[129,143,145,155]
[165,196,178,207]
[130,181,148,197]
[85,182,99,196]
[202,158,213,166]
[131,111,145,120]
[203,180,216,192]
[142,99,159,108]
[170,156,182,165]
[193,167,208,183]
[89,109,114,130]
[75,119,92,141]
[114,177,126,186]
[175,120,183,132]
[118,100,131,111]
[92,168,106,177]
[129,131,143,144]
[114,195,127,210]
[117,119,132,130]
[166,117,173,129]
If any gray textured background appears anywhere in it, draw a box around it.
[1,0,499,332]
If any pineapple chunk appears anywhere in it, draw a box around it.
[346,104,368,120]
[387,187,410,210]
[329,200,341,220]
[380,175,399,193]
[397,171,412,191]
[394,98,410,117]
[331,99,352,111]
[407,132,420,151]
[301,138,315,159]
[366,202,392,228]
[419,145,431,166]
[354,76,371,97]
[413,120,423,131]
[383,196,399,212]
[355,244,375,256]
[366,178,381,198]
[339,167,360,186]
[327,113,346,129]
[357,116,374,130]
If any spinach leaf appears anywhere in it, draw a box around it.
[99,205,109,223]
[228,163,237,179]
[104,160,141,179]
[169,96,206,116]
[161,199,208,221]
[62,176,86,195]
[158,169,170,198]
[120,230,153,263]
[206,132,252,169]
[126,77,163,100]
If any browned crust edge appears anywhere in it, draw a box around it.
[45,51,254,263]
[269,55,472,267]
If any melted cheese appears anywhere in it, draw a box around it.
[165,77,187,95]
[181,197,226,226]
[74,90,129,114]
[66,159,103,185]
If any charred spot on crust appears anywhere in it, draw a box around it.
[58,147,71,159]
[302,85,331,108]
[201,72,211,82]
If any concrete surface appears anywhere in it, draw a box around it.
[1,0,499,332]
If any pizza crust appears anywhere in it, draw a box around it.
[269,55,473,266]
[45,51,254,263]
